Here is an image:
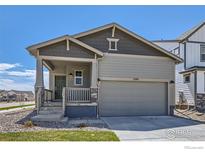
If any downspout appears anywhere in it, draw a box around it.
[184,42,187,70]
[194,71,197,109]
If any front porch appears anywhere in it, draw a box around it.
[33,57,99,121]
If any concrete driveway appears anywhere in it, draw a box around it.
[102,116,205,141]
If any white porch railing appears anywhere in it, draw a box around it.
[65,87,91,103]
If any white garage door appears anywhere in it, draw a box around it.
[99,81,168,116]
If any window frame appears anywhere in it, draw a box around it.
[107,38,119,51]
[200,45,205,62]
[74,70,83,86]
[184,74,191,83]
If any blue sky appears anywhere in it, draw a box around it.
[0,5,205,91]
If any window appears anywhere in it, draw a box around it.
[200,45,205,62]
[107,38,119,51]
[184,74,190,83]
[74,70,83,86]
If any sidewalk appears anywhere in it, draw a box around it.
[0,105,35,113]
[0,101,34,108]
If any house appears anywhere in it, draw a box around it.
[0,90,34,102]
[154,21,205,112]
[27,23,182,121]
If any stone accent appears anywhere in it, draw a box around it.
[90,88,98,103]
[35,86,44,113]
[196,93,205,112]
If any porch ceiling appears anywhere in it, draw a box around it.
[43,60,91,71]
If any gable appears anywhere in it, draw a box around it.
[177,22,205,42]
[189,24,205,42]
[78,27,168,57]
[39,40,95,58]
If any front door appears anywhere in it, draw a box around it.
[55,75,66,100]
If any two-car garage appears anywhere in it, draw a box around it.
[99,81,168,116]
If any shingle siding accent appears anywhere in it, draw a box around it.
[79,28,167,57]
[39,40,95,58]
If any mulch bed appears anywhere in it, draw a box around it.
[0,109,109,133]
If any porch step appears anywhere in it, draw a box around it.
[39,110,63,115]
[31,113,66,122]
[43,102,62,107]
[40,106,62,111]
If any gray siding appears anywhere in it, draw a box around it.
[79,28,167,57]
[39,40,95,58]
[99,55,175,80]
[98,55,176,107]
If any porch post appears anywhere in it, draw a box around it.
[90,59,98,118]
[35,55,44,113]
[91,60,97,88]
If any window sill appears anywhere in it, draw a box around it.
[109,49,118,51]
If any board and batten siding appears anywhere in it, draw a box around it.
[197,71,205,94]
[98,54,176,106]
[189,25,205,42]
[39,40,95,59]
[79,28,167,57]
[186,42,205,68]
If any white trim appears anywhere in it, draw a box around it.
[200,44,205,62]
[107,38,119,51]
[73,23,182,63]
[99,77,170,83]
[106,38,119,42]
[204,72,205,92]
[27,35,104,57]
[67,102,97,106]
[68,37,103,56]
[73,23,114,38]
[40,55,96,62]
[28,35,69,51]
[183,74,191,83]
[74,70,83,86]
[112,26,116,37]
[43,61,54,71]
[103,53,173,60]
[66,39,70,51]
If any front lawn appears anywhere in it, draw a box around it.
[0,130,119,141]
[0,104,34,111]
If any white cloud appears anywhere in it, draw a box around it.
[0,79,34,91]
[6,70,36,77]
[0,70,49,91]
[0,63,21,71]
[0,62,49,91]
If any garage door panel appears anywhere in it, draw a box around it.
[99,81,168,116]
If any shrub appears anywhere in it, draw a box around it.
[24,120,34,128]
[77,123,87,129]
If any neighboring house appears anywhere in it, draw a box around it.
[154,21,205,111]
[27,23,182,121]
[0,90,34,102]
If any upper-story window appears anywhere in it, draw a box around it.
[200,45,205,62]
[107,38,119,51]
